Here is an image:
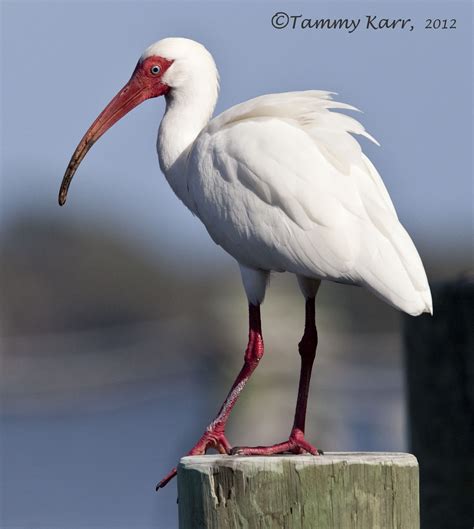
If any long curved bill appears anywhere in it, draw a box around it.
[58,72,149,206]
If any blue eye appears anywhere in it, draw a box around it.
[150,65,161,75]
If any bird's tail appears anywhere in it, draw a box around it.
[356,215,433,317]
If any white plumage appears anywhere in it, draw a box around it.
[150,39,432,315]
[59,36,433,490]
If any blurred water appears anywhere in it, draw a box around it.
[1,342,406,529]
[1,376,210,529]
[0,235,412,529]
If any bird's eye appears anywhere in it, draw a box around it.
[150,65,161,75]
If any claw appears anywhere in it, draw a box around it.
[156,467,177,491]
[155,429,232,492]
[231,428,321,456]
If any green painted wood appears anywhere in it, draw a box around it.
[177,453,419,529]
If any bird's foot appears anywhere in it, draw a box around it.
[156,426,232,491]
[231,428,323,456]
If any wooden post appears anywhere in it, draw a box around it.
[177,453,419,529]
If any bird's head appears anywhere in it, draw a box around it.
[58,37,218,206]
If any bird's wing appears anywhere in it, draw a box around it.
[208,91,396,214]
[190,92,431,315]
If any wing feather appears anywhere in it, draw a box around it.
[188,92,432,315]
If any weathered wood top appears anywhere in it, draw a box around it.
[178,452,420,529]
[180,452,418,470]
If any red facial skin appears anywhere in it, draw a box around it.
[58,56,173,206]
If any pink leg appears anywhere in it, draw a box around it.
[232,297,321,456]
[156,304,264,490]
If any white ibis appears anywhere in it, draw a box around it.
[59,37,432,490]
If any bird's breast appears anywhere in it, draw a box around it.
[186,147,288,271]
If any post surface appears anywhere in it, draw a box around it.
[178,452,419,529]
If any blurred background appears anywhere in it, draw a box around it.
[1,2,472,528]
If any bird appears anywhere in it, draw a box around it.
[59,37,432,490]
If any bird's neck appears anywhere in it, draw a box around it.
[157,83,217,208]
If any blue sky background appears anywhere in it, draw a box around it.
[2,1,472,269]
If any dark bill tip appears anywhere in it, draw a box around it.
[58,191,67,206]
[58,137,96,206]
